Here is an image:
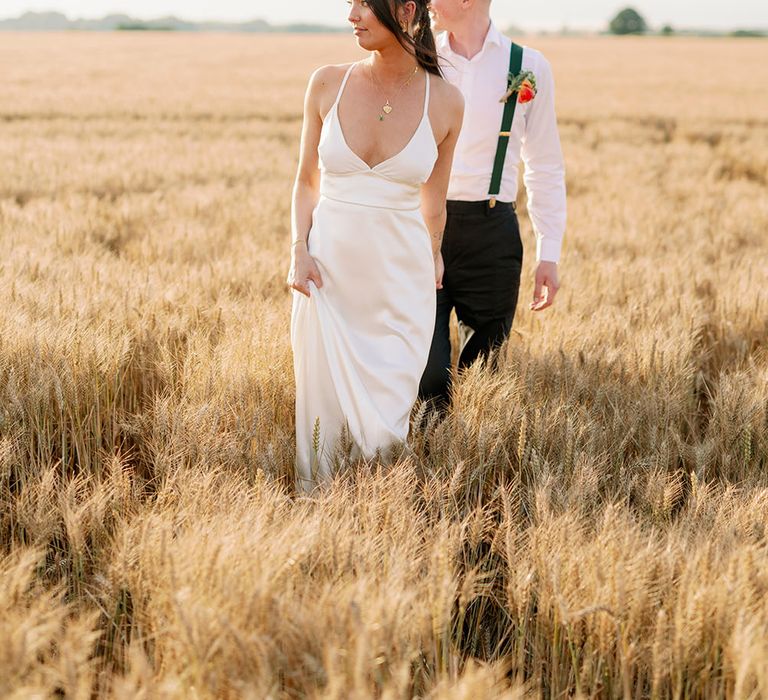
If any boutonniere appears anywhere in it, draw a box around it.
[500,70,537,104]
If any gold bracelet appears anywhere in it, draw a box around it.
[291,239,307,248]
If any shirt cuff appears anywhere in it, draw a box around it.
[536,236,562,264]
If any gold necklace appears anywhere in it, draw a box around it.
[367,61,420,121]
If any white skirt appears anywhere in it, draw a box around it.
[291,195,436,492]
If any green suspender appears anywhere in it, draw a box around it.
[488,42,524,207]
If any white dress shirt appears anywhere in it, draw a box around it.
[436,22,567,263]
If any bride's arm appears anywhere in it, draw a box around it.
[286,67,330,297]
[419,79,464,288]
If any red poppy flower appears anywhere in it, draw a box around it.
[517,79,536,104]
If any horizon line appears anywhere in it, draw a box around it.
[1,10,766,33]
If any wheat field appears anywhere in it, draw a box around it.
[1,32,767,698]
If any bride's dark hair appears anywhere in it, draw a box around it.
[366,0,443,77]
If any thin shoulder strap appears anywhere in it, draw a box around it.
[423,69,430,114]
[332,63,356,108]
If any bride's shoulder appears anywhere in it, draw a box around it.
[307,63,355,94]
[430,74,464,116]
[305,63,357,115]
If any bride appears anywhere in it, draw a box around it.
[287,0,464,493]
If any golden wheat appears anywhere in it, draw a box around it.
[0,32,766,698]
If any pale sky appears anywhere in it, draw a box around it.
[2,1,767,30]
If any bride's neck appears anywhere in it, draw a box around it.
[368,47,420,83]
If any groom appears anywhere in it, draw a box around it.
[419,0,566,408]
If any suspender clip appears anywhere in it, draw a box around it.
[489,197,496,208]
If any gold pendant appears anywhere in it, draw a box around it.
[382,102,392,114]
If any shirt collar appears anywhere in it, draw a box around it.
[437,19,503,57]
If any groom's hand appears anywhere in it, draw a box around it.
[530,261,559,311]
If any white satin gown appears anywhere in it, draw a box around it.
[291,63,439,493]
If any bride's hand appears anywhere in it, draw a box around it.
[287,243,323,297]
[434,251,444,290]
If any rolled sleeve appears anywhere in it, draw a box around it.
[520,55,567,263]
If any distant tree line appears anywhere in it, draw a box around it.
[117,23,174,31]
[1,8,765,36]
[0,11,346,33]
[608,7,767,37]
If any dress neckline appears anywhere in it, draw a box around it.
[331,62,433,172]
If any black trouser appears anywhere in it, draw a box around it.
[418,199,523,409]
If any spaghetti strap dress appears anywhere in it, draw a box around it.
[291,63,439,493]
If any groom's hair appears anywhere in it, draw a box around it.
[366,0,443,77]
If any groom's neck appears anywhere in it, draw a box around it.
[448,14,492,60]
